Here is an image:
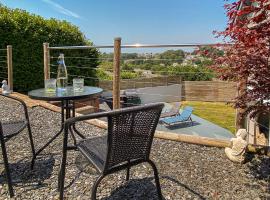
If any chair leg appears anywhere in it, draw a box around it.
[91,174,105,200]
[30,156,36,170]
[58,150,67,200]
[59,128,69,200]
[126,167,130,181]
[147,160,163,200]
[27,123,36,170]
[190,117,193,125]
[0,138,14,197]
[126,160,130,181]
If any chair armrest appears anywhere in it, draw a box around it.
[0,94,30,122]
[64,103,164,130]
[64,111,112,128]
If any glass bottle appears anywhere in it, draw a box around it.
[57,53,68,90]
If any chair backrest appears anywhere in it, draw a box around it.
[171,102,181,113]
[104,97,113,110]
[104,103,164,171]
[180,106,193,120]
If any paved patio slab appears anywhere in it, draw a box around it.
[158,113,235,140]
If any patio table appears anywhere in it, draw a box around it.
[28,86,103,167]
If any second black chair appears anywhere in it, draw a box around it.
[0,94,35,197]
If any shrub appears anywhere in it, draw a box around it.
[121,71,139,79]
[98,61,113,71]
[151,65,215,81]
[167,65,214,81]
[96,68,112,80]
[0,6,99,92]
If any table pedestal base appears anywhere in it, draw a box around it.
[31,99,85,169]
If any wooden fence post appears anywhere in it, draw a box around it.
[7,45,13,91]
[43,42,50,81]
[113,37,121,109]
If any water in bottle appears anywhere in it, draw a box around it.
[57,53,68,91]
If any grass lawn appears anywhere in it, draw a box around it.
[182,101,236,134]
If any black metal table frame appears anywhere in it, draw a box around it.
[30,99,85,169]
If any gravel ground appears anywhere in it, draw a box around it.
[0,96,269,200]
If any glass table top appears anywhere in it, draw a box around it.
[28,86,103,101]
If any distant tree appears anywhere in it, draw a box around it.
[197,46,224,58]
[158,50,185,65]
[100,52,114,59]
[121,53,138,60]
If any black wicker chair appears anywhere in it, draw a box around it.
[59,103,164,200]
[0,94,35,197]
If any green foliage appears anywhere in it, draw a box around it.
[98,61,113,71]
[120,71,140,79]
[169,66,214,81]
[0,6,99,92]
[121,53,139,60]
[152,65,214,81]
[121,63,135,71]
[99,50,215,81]
[157,50,185,65]
[199,46,224,57]
[199,58,213,66]
[136,63,152,70]
[96,68,112,80]
[96,68,139,80]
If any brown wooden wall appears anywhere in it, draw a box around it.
[182,81,237,102]
[99,78,237,102]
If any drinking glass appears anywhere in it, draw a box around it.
[45,79,56,93]
[73,78,84,92]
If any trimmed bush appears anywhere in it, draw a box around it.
[0,6,99,92]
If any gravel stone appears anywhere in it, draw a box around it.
[0,96,269,199]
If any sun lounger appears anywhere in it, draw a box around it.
[160,106,193,126]
[160,102,181,118]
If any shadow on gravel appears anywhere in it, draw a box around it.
[102,177,164,200]
[246,155,270,192]
[162,176,206,199]
[100,176,205,200]
[0,156,54,188]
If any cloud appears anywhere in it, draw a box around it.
[42,0,81,19]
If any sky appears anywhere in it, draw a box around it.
[1,0,230,53]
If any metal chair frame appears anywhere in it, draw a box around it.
[0,94,35,197]
[58,103,164,200]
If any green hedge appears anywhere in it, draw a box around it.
[0,6,99,92]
